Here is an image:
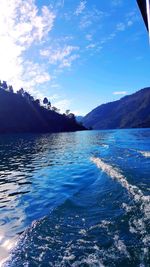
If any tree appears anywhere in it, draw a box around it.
[65,109,70,116]
[0,80,3,89]
[43,97,48,105]
[24,92,34,102]
[34,99,40,106]
[47,101,51,110]
[68,113,75,121]
[17,88,24,96]
[2,81,8,90]
[8,85,14,93]
[52,106,58,112]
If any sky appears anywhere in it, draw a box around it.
[0,0,150,115]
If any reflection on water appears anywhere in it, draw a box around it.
[0,129,150,266]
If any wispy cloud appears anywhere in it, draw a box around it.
[72,110,85,116]
[0,0,55,92]
[33,91,61,105]
[79,8,105,29]
[40,45,80,68]
[115,10,139,33]
[75,1,87,16]
[22,61,51,88]
[85,34,93,41]
[100,10,138,47]
[113,91,127,95]
[111,0,123,7]
[53,99,71,112]
[86,43,96,49]
[116,23,126,31]
[0,0,142,112]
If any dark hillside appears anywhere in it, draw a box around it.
[83,88,150,129]
[0,89,85,133]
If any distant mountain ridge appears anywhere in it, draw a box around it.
[75,116,83,123]
[0,88,85,134]
[83,87,150,130]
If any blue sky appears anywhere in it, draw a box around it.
[0,0,150,115]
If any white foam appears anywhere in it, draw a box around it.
[102,144,109,149]
[139,151,150,158]
[79,229,87,236]
[63,254,75,261]
[114,235,130,258]
[91,156,150,262]
[90,157,150,207]
[89,220,111,231]
[71,254,105,267]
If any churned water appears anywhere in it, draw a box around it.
[0,129,149,266]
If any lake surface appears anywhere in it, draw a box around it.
[0,129,150,267]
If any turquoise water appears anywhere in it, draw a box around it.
[0,129,150,266]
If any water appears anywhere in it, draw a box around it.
[0,129,149,267]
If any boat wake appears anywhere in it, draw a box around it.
[91,156,150,266]
[90,157,150,205]
[139,151,150,158]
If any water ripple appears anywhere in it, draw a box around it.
[0,129,149,266]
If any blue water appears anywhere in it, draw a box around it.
[0,129,150,266]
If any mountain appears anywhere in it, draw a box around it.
[83,87,150,130]
[0,89,85,134]
[75,116,83,123]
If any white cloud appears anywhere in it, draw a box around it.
[116,23,126,31]
[113,91,127,95]
[86,43,96,49]
[79,8,105,29]
[0,0,55,92]
[111,0,123,7]
[100,14,136,47]
[125,10,140,27]
[33,91,61,104]
[53,99,71,113]
[50,94,61,101]
[40,45,80,68]
[22,61,51,89]
[85,34,93,41]
[127,20,133,26]
[75,1,87,16]
[100,33,116,45]
[72,110,85,116]
[55,0,65,8]
[115,14,137,33]
[51,83,61,89]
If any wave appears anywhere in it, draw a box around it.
[90,157,150,205]
[139,151,150,158]
[91,156,150,266]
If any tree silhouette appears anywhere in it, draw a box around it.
[47,101,51,110]
[66,109,70,115]
[17,88,24,96]
[2,81,8,90]
[0,81,2,88]
[34,99,40,106]
[24,92,34,102]
[8,85,14,93]
[68,113,75,121]
[52,106,58,112]
[43,97,48,105]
